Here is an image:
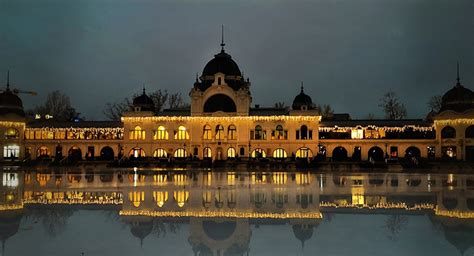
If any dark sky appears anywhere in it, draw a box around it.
[1,0,473,120]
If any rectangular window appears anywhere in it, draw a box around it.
[390,146,398,158]
[351,129,364,139]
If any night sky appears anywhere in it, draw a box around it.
[0,0,473,120]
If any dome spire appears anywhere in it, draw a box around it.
[6,70,10,90]
[220,24,225,53]
[142,84,146,95]
[300,81,304,93]
[456,62,461,86]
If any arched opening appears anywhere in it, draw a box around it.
[251,148,266,158]
[228,125,237,140]
[297,125,311,140]
[153,148,167,159]
[227,147,236,159]
[296,147,313,159]
[129,147,145,159]
[68,147,82,162]
[368,146,384,162]
[203,147,212,159]
[405,146,421,158]
[332,146,348,161]
[203,94,237,112]
[173,148,187,159]
[129,126,145,140]
[154,126,168,140]
[441,126,456,139]
[174,126,189,140]
[465,125,474,138]
[100,146,114,161]
[272,148,288,159]
[253,125,265,140]
[203,125,212,140]
[37,146,51,159]
[4,128,19,139]
[215,125,224,140]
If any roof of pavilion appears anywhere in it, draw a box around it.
[320,119,433,127]
[26,120,123,128]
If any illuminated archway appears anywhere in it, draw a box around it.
[296,147,313,159]
[129,147,145,159]
[174,148,187,159]
[272,148,288,159]
[153,148,167,158]
[251,148,266,158]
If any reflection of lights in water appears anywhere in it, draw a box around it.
[427,174,431,192]
[133,167,138,187]
[2,173,19,187]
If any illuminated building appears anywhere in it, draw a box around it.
[1,40,474,163]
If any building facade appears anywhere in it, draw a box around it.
[1,42,474,163]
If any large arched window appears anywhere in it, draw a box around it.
[228,125,237,140]
[154,126,169,140]
[296,147,313,159]
[174,148,187,159]
[203,125,212,140]
[153,148,167,158]
[203,147,212,159]
[465,125,474,138]
[203,94,237,112]
[4,128,19,139]
[272,148,288,159]
[227,147,236,159]
[251,148,266,158]
[297,125,312,140]
[174,126,189,140]
[129,126,145,140]
[215,125,224,140]
[441,126,456,139]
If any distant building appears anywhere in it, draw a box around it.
[1,40,474,162]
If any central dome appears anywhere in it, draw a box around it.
[202,50,242,77]
[440,77,474,113]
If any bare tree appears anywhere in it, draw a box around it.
[103,98,132,121]
[379,91,407,120]
[149,89,169,112]
[316,104,334,118]
[31,90,80,121]
[427,95,442,113]
[168,92,186,109]
[384,215,408,240]
[366,113,376,120]
[274,102,286,108]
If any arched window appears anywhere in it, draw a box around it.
[227,147,236,159]
[272,125,287,140]
[296,147,313,159]
[272,148,288,159]
[465,125,474,138]
[297,125,312,140]
[228,125,237,140]
[4,128,19,139]
[215,125,224,140]
[153,148,167,158]
[129,191,145,208]
[173,148,187,158]
[153,191,168,207]
[129,126,145,140]
[252,125,266,140]
[203,147,212,159]
[251,148,266,158]
[203,125,212,140]
[173,190,189,207]
[174,126,189,140]
[154,126,169,140]
[441,126,456,139]
[129,147,145,158]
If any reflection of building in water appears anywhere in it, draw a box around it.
[189,218,251,256]
[0,171,23,256]
[6,170,474,254]
[1,39,474,163]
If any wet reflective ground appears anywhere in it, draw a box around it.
[1,168,474,256]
